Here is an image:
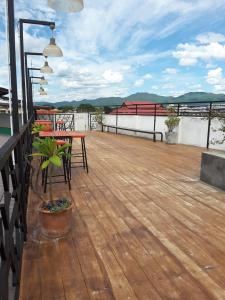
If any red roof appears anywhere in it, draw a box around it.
[110,101,168,116]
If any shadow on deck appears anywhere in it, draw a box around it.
[20,132,225,300]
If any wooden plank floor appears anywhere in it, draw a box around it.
[20,132,225,300]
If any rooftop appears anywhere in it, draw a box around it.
[20,132,225,299]
[110,101,168,115]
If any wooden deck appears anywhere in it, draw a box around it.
[20,132,225,300]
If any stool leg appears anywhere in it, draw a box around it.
[66,162,71,190]
[82,137,89,173]
[81,138,86,170]
[44,166,48,193]
[62,157,67,184]
[41,160,45,186]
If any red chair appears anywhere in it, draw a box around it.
[35,121,53,132]
[70,133,88,174]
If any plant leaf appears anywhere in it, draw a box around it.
[41,160,50,169]
[31,152,48,157]
[49,155,61,167]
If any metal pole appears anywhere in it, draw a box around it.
[24,54,30,119]
[19,19,55,123]
[19,21,27,124]
[177,103,180,116]
[29,78,34,118]
[207,102,212,148]
[24,52,42,119]
[116,107,118,134]
[6,0,20,134]
[153,104,156,131]
[89,114,92,131]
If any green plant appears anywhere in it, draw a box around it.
[165,107,180,132]
[210,111,225,145]
[165,116,180,132]
[32,123,45,135]
[94,107,105,125]
[32,137,71,207]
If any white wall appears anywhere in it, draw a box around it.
[103,114,225,151]
[74,113,89,131]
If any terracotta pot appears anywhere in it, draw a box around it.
[39,202,73,238]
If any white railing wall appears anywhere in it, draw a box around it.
[103,114,225,151]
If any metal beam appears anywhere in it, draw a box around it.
[6,0,20,134]
[19,19,55,123]
[19,18,55,27]
[28,68,41,71]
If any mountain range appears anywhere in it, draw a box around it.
[35,92,225,108]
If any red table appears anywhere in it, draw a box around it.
[39,131,88,173]
[39,130,85,138]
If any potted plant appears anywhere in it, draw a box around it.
[94,107,105,131]
[32,123,45,136]
[31,137,72,238]
[165,108,180,144]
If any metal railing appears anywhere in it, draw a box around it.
[90,100,225,149]
[0,117,33,299]
[35,112,75,131]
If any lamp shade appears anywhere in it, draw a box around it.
[40,90,47,95]
[40,61,53,74]
[43,38,63,57]
[39,77,48,85]
[39,86,48,95]
[48,0,84,13]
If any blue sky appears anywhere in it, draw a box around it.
[1,0,225,102]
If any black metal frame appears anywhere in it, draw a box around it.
[3,6,57,300]
[0,118,33,300]
[19,19,55,124]
[24,52,43,118]
[102,124,163,142]
[100,100,225,148]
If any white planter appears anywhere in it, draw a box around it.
[165,132,178,144]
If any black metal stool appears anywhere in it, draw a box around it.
[41,139,71,193]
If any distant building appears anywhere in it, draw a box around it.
[110,101,168,115]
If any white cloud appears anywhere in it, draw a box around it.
[2,1,225,100]
[206,67,225,92]
[102,69,123,83]
[163,68,177,74]
[143,73,152,79]
[134,73,152,87]
[170,90,186,97]
[206,63,217,69]
[162,83,175,89]
[134,79,144,87]
[0,66,9,87]
[196,32,225,44]
[173,33,225,66]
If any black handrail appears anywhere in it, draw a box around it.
[0,117,33,299]
[93,100,225,149]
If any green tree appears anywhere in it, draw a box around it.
[77,104,95,112]
[58,105,75,112]
[94,107,105,125]
[103,106,113,114]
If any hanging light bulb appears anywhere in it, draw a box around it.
[39,86,48,95]
[47,0,84,13]
[43,25,63,57]
[39,76,48,85]
[40,57,53,74]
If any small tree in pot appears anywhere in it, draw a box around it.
[94,107,105,131]
[32,137,72,238]
[165,108,180,144]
